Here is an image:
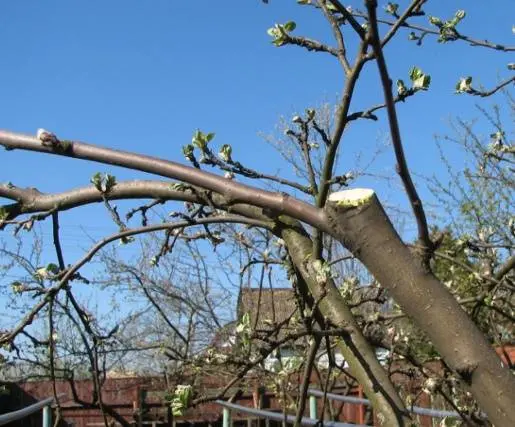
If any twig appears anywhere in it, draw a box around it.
[465,75,515,98]
[381,0,427,47]
[350,11,515,52]
[294,336,322,427]
[318,0,351,74]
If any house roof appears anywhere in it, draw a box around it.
[237,287,298,337]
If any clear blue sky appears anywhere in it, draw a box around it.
[0,1,513,321]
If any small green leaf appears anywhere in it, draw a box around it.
[0,207,8,221]
[170,385,193,416]
[218,144,232,162]
[46,263,60,274]
[191,130,210,150]
[409,66,422,81]
[385,3,399,16]
[267,22,295,46]
[171,183,187,192]
[413,74,431,90]
[326,2,338,12]
[409,67,431,91]
[454,10,466,21]
[267,27,279,37]
[91,173,116,193]
[455,76,473,93]
[104,174,117,193]
[396,79,407,96]
[90,172,103,191]
[35,267,50,280]
[429,16,443,27]
[182,144,195,160]
[283,21,296,32]
[11,281,24,294]
[120,236,135,245]
[205,132,215,142]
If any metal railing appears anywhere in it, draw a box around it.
[0,394,63,426]
[307,389,463,419]
[216,400,368,427]
[216,388,473,426]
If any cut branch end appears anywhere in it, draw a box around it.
[328,188,375,208]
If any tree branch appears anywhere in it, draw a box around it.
[0,130,328,231]
[365,1,432,259]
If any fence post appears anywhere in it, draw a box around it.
[223,407,231,427]
[42,405,51,427]
[309,395,317,419]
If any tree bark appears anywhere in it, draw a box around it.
[278,217,411,426]
[325,189,515,427]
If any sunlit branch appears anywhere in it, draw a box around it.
[380,0,427,47]
[366,0,433,259]
[0,130,328,231]
[464,75,515,98]
[350,11,515,52]
[318,0,351,74]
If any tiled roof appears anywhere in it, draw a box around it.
[237,288,298,336]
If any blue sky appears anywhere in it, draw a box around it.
[0,1,513,323]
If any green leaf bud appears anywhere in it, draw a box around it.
[218,144,232,162]
[385,3,399,16]
[396,79,407,96]
[429,16,443,27]
[283,21,296,32]
[455,76,473,93]
[182,144,195,160]
[454,10,466,21]
[90,172,103,191]
[104,174,117,193]
[0,207,8,221]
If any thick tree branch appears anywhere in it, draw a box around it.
[365,1,432,258]
[325,189,515,426]
[0,130,328,231]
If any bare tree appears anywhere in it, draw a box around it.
[1,1,514,426]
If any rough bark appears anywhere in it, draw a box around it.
[278,217,410,426]
[325,189,515,427]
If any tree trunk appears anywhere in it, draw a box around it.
[325,189,515,427]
